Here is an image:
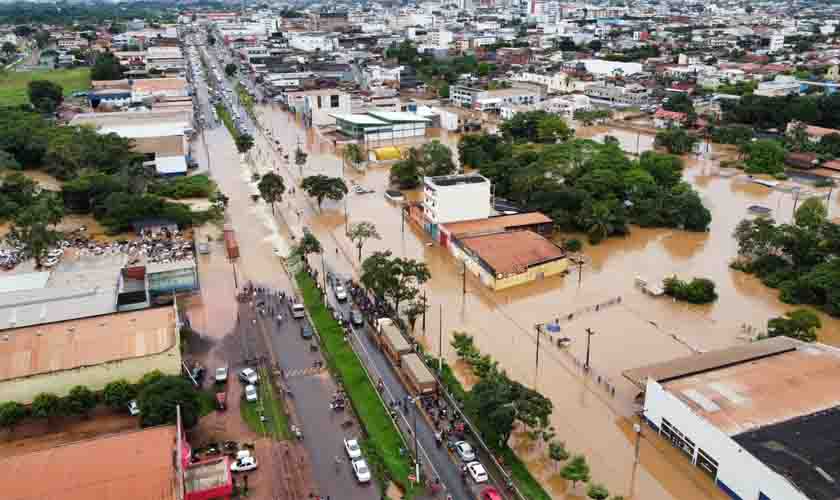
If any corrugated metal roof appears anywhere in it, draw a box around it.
[0,286,116,331]
[460,230,565,276]
[443,212,552,237]
[0,272,51,294]
[401,353,435,387]
[154,155,188,175]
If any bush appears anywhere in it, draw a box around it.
[31,392,62,419]
[103,379,136,411]
[563,238,582,252]
[0,401,27,429]
[137,375,201,428]
[149,174,215,199]
[62,385,98,417]
[767,309,821,342]
[664,276,718,304]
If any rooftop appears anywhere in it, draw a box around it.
[661,341,840,436]
[402,352,435,386]
[184,457,231,494]
[0,271,51,294]
[0,426,177,500]
[366,110,431,123]
[132,77,188,93]
[733,405,840,500]
[0,307,176,385]
[460,230,566,276]
[330,113,389,126]
[425,173,489,188]
[0,286,117,331]
[442,212,552,237]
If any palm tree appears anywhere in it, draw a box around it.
[343,143,365,172]
[585,201,614,244]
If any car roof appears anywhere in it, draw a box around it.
[481,487,502,500]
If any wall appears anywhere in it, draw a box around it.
[134,135,185,157]
[423,179,491,224]
[644,379,808,500]
[2,329,181,404]
[494,257,569,290]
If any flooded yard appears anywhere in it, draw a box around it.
[216,104,840,500]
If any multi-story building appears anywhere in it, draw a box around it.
[145,46,185,74]
[287,31,340,52]
[422,174,492,225]
[584,82,650,106]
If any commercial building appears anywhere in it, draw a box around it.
[287,31,340,52]
[132,77,190,101]
[301,89,353,126]
[566,59,643,77]
[585,82,650,106]
[454,230,568,290]
[474,87,541,112]
[145,46,186,74]
[625,337,840,500]
[0,306,182,404]
[422,174,492,225]
[330,111,431,143]
[754,75,802,97]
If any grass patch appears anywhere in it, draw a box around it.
[296,270,413,492]
[257,366,291,440]
[198,389,218,417]
[236,82,255,118]
[240,394,265,435]
[0,68,91,106]
[149,174,216,199]
[215,103,239,139]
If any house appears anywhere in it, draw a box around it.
[754,75,801,97]
[785,152,819,169]
[302,89,352,126]
[422,174,492,226]
[287,31,340,52]
[145,46,185,74]
[787,121,840,142]
[585,82,650,106]
[474,87,541,112]
[330,111,431,143]
[624,337,840,500]
[0,306,181,404]
[496,47,530,66]
[132,77,189,102]
[654,108,688,128]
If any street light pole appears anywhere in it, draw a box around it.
[438,304,443,373]
[321,252,326,297]
[413,403,419,483]
[230,258,239,289]
[462,260,467,297]
[534,324,542,388]
[585,327,595,371]
[421,290,426,334]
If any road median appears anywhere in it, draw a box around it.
[295,270,414,495]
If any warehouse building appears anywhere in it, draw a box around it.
[0,306,181,404]
[625,337,840,500]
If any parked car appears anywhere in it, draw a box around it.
[244,384,258,402]
[300,323,314,340]
[454,441,476,462]
[344,438,362,459]
[231,456,258,472]
[334,284,348,302]
[239,367,259,385]
[292,303,306,319]
[352,458,371,483]
[128,400,140,416]
[350,309,364,327]
[215,366,228,383]
[384,190,405,203]
[466,461,489,483]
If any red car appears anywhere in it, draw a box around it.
[480,487,502,500]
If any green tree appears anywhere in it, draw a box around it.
[207,34,216,45]
[342,143,365,171]
[14,25,33,37]
[548,440,570,470]
[257,172,286,215]
[347,221,381,261]
[0,401,27,430]
[663,276,718,304]
[8,193,63,268]
[403,295,429,333]
[439,83,450,98]
[794,197,827,230]
[0,150,21,170]
[235,133,254,154]
[588,483,611,500]
[360,250,430,312]
[639,151,684,188]
[300,174,348,211]
[136,370,165,391]
[561,455,591,490]
[767,309,821,342]
[466,374,518,449]
[295,231,322,259]
[27,80,63,114]
[537,114,573,143]
[742,139,786,174]
[34,30,50,49]
[655,127,697,154]
[224,63,238,77]
[390,147,424,189]
[2,41,16,56]
[31,392,62,419]
[663,93,694,114]
[390,142,457,189]
[103,379,136,411]
[818,133,840,157]
[62,385,98,417]
[91,51,124,80]
[137,375,201,428]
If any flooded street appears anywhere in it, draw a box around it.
[209,104,840,500]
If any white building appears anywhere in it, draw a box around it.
[567,58,643,77]
[426,29,454,50]
[145,47,185,73]
[288,32,340,52]
[302,89,353,126]
[769,34,785,54]
[754,75,801,97]
[512,71,583,93]
[474,88,541,112]
[627,337,840,500]
[423,174,492,225]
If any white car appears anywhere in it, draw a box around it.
[454,441,476,462]
[231,456,258,472]
[335,284,347,302]
[384,190,405,203]
[466,461,489,483]
[239,367,259,384]
[215,366,228,383]
[244,384,258,402]
[344,438,362,459]
[351,458,371,483]
[128,400,140,416]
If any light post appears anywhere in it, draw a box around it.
[585,327,595,371]
[534,323,543,388]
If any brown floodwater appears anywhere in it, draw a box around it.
[209,104,840,500]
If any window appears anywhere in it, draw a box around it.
[317,95,322,108]
[696,448,718,479]
[331,94,340,108]
[660,418,696,459]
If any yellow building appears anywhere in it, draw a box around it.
[455,230,568,290]
[0,306,181,404]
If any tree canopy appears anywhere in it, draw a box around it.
[501,110,573,143]
[767,309,821,342]
[137,375,201,428]
[361,250,430,312]
[300,174,348,211]
[8,193,63,268]
[28,80,63,114]
[390,141,457,189]
[347,221,381,261]
[91,51,124,81]
[258,172,286,214]
[655,127,698,155]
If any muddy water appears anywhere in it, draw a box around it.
[221,105,840,500]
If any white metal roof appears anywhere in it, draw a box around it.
[329,113,389,126]
[0,272,51,294]
[100,123,190,138]
[154,156,188,175]
[367,111,432,123]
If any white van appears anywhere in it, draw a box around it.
[292,303,305,319]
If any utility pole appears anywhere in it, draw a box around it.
[321,252,327,297]
[413,402,419,483]
[401,206,405,235]
[230,258,239,289]
[462,260,467,296]
[585,327,595,371]
[792,187,801,218]
[577,258,583,288]
[438,304,443,373]
[534,323,542,388]
[344,196,349,235]
[421,290,427,334]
